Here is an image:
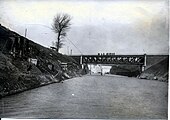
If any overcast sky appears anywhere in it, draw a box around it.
[0,0,168,55]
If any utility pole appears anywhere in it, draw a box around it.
[70,49,72,55]
[25,28,27,38]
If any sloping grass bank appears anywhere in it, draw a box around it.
[139,57,168,82]
[0,51,82,98]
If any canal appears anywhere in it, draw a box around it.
[0,75,168,119]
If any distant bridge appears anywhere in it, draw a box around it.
[69,54,146,66]
[69,54,147,72]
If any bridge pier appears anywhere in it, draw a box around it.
[140,65,145,73]
[81,63,89,74]
[141,66,146,72]
[80,55,83,69]
[140,54,147,72]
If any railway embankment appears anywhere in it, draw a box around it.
[139,56,168,82]
[110,55,168,82]
[0,24,85,97]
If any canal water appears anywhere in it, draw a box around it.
[0,75,168,119]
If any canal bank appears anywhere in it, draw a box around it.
[0,50,83,98]
[0,25,87,98]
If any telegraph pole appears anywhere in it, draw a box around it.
[70,49,72,55]
[25,28,27,38]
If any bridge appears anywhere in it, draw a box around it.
[69,54,147,72]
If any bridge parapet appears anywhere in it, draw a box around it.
[83,55,144,65]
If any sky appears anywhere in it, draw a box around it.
[0,0,169,55]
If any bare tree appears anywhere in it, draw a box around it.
[52,13,71,53]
